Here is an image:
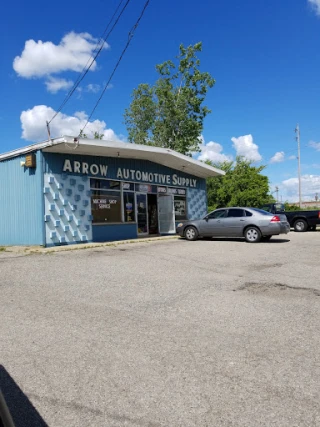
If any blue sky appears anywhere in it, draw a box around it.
[1,0,320,202]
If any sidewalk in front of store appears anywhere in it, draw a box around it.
[0,235,179,256]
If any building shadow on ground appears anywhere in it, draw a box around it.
[0,365,47,427]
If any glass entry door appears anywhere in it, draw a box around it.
[158,194,175,234]
[136,193,148,235]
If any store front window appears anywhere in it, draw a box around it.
[90,179,122,224]
[91,190,122,223]
[90,178,188,228]
[123,191,135,222]
[174,196,187,221]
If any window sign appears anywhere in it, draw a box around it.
[91,191,121,223]
[137,184,152,193]
[157,186,167,194]
[167,187,186,196]
[122,182,134,191]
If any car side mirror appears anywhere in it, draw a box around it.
[205,217,209,222]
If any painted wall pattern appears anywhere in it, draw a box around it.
[44,173,92,245]
[187,188,207,220]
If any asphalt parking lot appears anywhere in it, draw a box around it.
[1,231,320,427]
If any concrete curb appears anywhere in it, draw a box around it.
[0,235,180,255]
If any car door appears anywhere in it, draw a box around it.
[223,208,246,236]
[199,209,227,236]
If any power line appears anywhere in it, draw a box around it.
[79,0,151,136]
[48,0,131,125]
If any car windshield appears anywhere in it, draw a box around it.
[251,208,273,216]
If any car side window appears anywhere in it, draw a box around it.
[244,210,253,217]
[207,209,227,219]
[227,209,245,218]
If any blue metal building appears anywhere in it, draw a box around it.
[0,136,224,246]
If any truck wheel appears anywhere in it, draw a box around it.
[184,226,198,241]
[244,226,261,243]
[294,219,307,232]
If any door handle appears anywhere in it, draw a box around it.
[240,219,245,221]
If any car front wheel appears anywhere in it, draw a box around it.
[184,226,198,241]
[244,226,261,243]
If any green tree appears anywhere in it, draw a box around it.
[206,157,274,211]
[79,130,104,139]
[124,42,215,155]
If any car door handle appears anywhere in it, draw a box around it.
[240,219,245,221]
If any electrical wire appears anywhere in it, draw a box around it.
[48,0,131,125]
[79,0,151,136]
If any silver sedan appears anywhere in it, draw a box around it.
[176,207,290,243]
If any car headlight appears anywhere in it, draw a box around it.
[177,223,184,228]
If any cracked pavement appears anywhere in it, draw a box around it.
[1,232,320,426]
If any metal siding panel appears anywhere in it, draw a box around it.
[0,151,43,245]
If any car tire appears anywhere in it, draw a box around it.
[244,226,261,243]
[261,235,272,241]
[184,226,198,241]
[294,219,307,232]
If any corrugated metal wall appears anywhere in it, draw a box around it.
[0,151,43,245]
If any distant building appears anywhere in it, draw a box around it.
[290,201,320,208]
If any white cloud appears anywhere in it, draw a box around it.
[308,0,320,15]
[288,155,297,160]
[270,151,285,163]
[280,174,320,202]
[309,140,320,151]
[86,83,113,93]
[20,105,120,142]
[86,83,100,93]
[45,77,73,94]
[231,134,262,162]
[13,32,108,78]
[197,137,232,163]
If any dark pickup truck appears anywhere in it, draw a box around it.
[261,203,320,232]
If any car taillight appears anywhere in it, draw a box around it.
[318,212,320,219]
[270,215,280,222]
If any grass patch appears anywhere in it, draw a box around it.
[0,247,6,252]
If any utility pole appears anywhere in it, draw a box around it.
[275,186,279,202]
[295,124,302,208]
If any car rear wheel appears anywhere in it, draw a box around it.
[184,226,198,241]
[244,226,261,243]
[294,219,307,232]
